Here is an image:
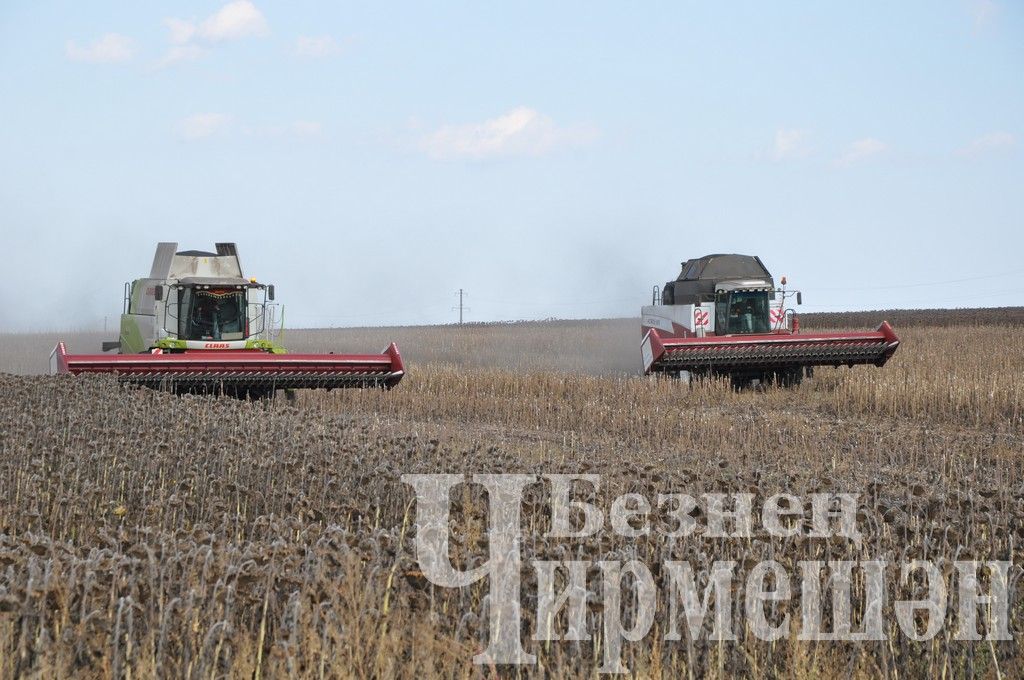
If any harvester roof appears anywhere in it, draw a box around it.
[664,254,774,305]
[148,242,247,282]
[176,276,259,287]
[175,249,220,257]
[676,254,772,282]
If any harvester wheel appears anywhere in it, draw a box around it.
[769,368,804,387]
[730,375,754,390]
[675,369,709,386]
[782,368,804,387]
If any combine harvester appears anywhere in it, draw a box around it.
[50,242,404,397]
[641,254,899,387]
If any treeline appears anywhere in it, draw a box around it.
[799,307,1024,329]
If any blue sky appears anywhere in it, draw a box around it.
[1,1,1021,330]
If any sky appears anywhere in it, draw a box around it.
[1,1,1022,331]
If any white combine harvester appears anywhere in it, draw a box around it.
[641,254,900,387]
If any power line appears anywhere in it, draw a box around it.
[452,289,469,325]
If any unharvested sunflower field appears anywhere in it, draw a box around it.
[0,314,1022,678]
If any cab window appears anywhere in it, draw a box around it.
[716,291,771,334]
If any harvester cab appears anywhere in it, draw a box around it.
[641,254,899,386]
[52,242,405,396]
[115,243,280,354]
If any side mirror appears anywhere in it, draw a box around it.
[796,292,802,305]
[154,286,163,301]
[267,285,275,301]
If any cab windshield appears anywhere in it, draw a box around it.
[178,288,247,341]
[715,290,771,335]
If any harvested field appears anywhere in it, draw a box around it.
[0,315,1021,678]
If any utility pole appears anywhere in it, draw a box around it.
[453,289,468,325]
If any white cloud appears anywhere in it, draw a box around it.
[197,1,269,41]
[969,0,999,32]
[772,128,810,160]
[836,137,887,166]
[295,35,342,58]
[157,44,206,68]
[65,33,134,63]
[419,107,598,160]
[179,113,232,141]
[160,1,268,66]
[164,18,196,45]
[956,131,1017,157]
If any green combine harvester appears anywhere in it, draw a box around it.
[51,242,405,397]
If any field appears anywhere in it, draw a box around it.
[0,312,1022,678]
